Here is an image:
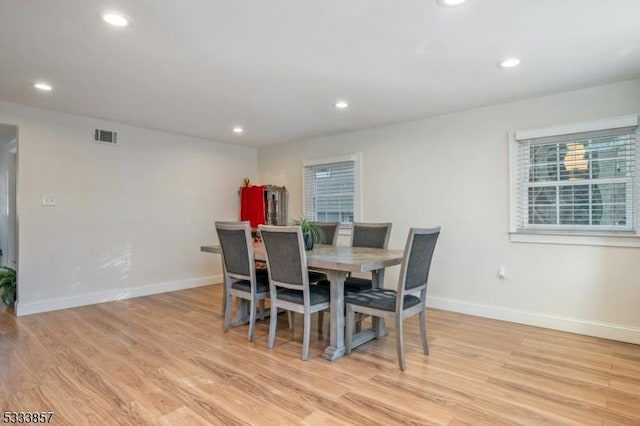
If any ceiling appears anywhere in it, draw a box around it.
[1,0,639,148]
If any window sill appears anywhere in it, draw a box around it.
[509,231,640,248]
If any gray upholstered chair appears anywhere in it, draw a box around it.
[309,222,340,329]
[215,221,270,342]
[312,221,341,245]
[343,222,393,293]
[259,225,330,360]
[306,221,341,284]
[345,227,440,371]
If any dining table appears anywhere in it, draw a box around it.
[201,242,404,361]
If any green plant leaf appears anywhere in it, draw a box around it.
[289,217,325,244]
[0,266,16,305]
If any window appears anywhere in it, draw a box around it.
[509,115,640,246]
[303,154,361,227]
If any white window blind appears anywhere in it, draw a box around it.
[303,160,356,225]
[515,124,637,233]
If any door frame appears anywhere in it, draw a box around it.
[0,127,18,270]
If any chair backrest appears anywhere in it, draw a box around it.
[215,221,254,281]
[351,222,392,249]
[259,225,309,290]
[397,227,440,305]
[311,222,340,245]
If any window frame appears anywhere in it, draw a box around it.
[302,153,362,233]
[508,115,640,247]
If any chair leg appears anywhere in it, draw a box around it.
[419,309,429,355]
[302,311,311,361]
[267,303,278,349]
[248,297,256,342]
[345,305,354,355]
[396,316,406,371]
[223,290,232,332]
[317,311,324,332]
[288,312,295,331]
[221,283,227,316]
[355,313,363,333]
[258,299,265,321]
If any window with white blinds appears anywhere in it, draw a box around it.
[513,116,638,234]
[303,155,360,226]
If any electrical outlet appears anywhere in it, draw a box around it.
[41,193,56,207]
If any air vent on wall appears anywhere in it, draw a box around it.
[94,129,118,145]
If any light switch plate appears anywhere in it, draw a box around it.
[41,193,56,207]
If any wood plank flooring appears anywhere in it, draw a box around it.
[1,284,639,425]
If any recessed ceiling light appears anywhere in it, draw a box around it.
[233,126,244,134]
[102,12,130,27]
[335,101,349,109]
[436,0,467,6]
[34,82,53,91]
[499,58,521,68]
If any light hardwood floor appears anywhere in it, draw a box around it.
[1,284,639,425]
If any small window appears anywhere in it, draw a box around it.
[510,115,639,245]
[303,154,361,227]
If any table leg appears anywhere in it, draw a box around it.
[322,270,346,361]
[230,299,274,327]
[231,298,250,327]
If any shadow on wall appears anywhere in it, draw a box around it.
[72,242,133,289]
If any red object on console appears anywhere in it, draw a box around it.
[240,185,265,228]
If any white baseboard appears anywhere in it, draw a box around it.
[15,275,223,316]
[427,296,640,345]
[16,283,639,344]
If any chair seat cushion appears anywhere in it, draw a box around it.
[231,274,269,293]
[277,286,330,305]
[344,276,373,293]
[345,289,421,312]
[308,270,328,283]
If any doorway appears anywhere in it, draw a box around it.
[0,123,18,273]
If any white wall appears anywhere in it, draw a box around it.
[258,79,640,343]
[0,101,257,315]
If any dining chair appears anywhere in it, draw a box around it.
[305,221,340,282]
[343,222,393,293]
[345,226,440,371]
[306,221,341,284]
[259,225,330,360]
[215,221,270,342]
[312,221,341,245]
[309,222,340,330]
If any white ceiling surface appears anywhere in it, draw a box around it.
[1,1,640,148]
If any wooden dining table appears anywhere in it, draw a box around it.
[201,242,404,361]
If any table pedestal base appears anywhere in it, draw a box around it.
[322,345,345,361]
